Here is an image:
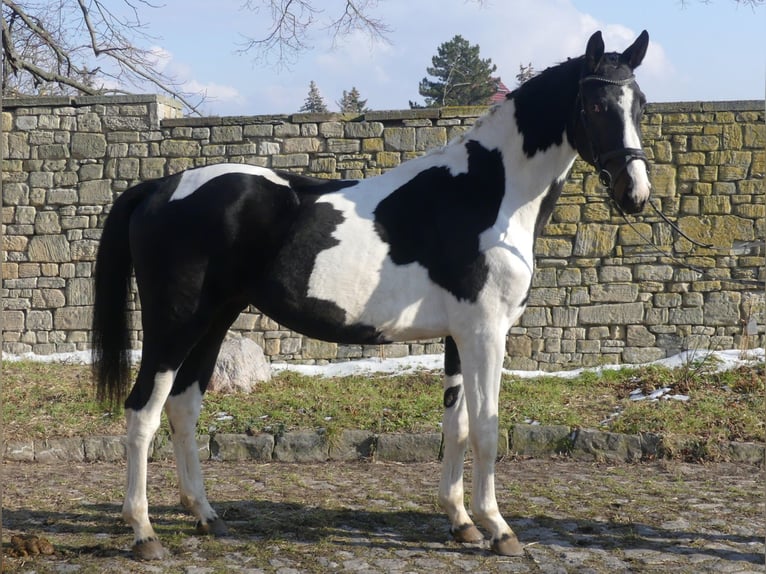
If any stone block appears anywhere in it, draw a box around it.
[589,284,638,303]
[282,137,322,153]
[415,127,447,150]
[66,277,95,305]
[621,346,665,364]
[28,235,71,262]
[71,132,107,158]
[302,339,337,359]
[509,424,573,457]
[83,436,127,462]
[573,224,618,257]
[35,438,85,462]
[211,125,243,143]
[273,430,329,462]
[384,128,415,151]
[4,440,35,461]
[535,237,573,257]
[211,433,274,462]
[272,153,309,168]
[54,306,93,329]
[345,122,384,138]
[376,432,441,462]
[80,180,112,204]
[152,434,210,461]
[26,310,53,330]
[329,430,375,460]
[579,302,644,325]
[571,429,642,462]
[160,139,200,157]
[327,139,360,153]
[703,291,741,326]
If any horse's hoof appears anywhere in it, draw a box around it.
[132,538,166,561]
[196,517,229,537]
[490,532,524,556]
[451,523,484,543]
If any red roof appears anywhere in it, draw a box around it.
[489,80,510,103]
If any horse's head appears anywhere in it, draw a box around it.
[575,30,651,214]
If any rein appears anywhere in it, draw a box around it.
[611,198,766,288]
[578,74,649,193]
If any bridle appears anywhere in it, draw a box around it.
[577,74,649,193]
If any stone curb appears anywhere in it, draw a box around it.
[3,424,764,465]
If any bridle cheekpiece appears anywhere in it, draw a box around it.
[578,74,649,193]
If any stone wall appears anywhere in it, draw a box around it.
[2,94,764,369]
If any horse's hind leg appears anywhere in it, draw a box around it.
[122,353,180,560]
[164,307,242,538]
[439,336,483,544]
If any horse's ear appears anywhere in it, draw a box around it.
[585,31,605,74]
[621,30,649,70]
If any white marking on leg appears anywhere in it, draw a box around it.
[165,383,218,525]
[169,163,290,202]
[456,330,516,546]
[123,369,176,544]
[438,372,475,533]
[618,87,651,203]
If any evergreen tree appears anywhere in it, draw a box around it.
[413,35,498,108]
[299,80,329,113]
[337,86,369,113]
[515,62,536,86]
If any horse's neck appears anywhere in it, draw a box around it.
[471,98,577,242]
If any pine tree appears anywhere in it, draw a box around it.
[337,86,369,113]
[516,62,536,86]
[299,80,329,113]
[414,35,498,108]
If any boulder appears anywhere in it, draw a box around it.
[208,338,270,393]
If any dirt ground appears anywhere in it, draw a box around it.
[2,458,764,573]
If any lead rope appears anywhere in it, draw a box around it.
[610,197,765,288]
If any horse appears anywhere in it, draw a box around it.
[91,30,651,560]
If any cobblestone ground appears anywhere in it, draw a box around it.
[2,459,764,573]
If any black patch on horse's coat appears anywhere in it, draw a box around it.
[373,140,505,303]
[534,179,567,240]
[510,57,584,158]
[253,198,388,345]
[443,384,461,409]
[444,336,461,377]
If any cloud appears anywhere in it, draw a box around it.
[146,45,244,107]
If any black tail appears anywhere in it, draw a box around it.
[91,181,154,408]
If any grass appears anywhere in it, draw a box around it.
[1,357,764,461]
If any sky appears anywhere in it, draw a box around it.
[130,0,764,116]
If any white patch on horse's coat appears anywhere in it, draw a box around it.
[306,185,447,340]
[618,87,652,203]
[169,164,290,202]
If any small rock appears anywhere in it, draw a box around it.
[208,338,271,393]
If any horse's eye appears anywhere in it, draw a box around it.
[592,103,603,113]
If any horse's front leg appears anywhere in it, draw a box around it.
[439,336,483,543]
[458,332,524,556]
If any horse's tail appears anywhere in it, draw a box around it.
[91,181,154,408]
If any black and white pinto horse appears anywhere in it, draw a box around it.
[92,30,650,560]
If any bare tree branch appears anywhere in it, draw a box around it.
[238,0,393,68]
[2,0,205,114]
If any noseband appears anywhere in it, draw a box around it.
[578,75,649,193]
